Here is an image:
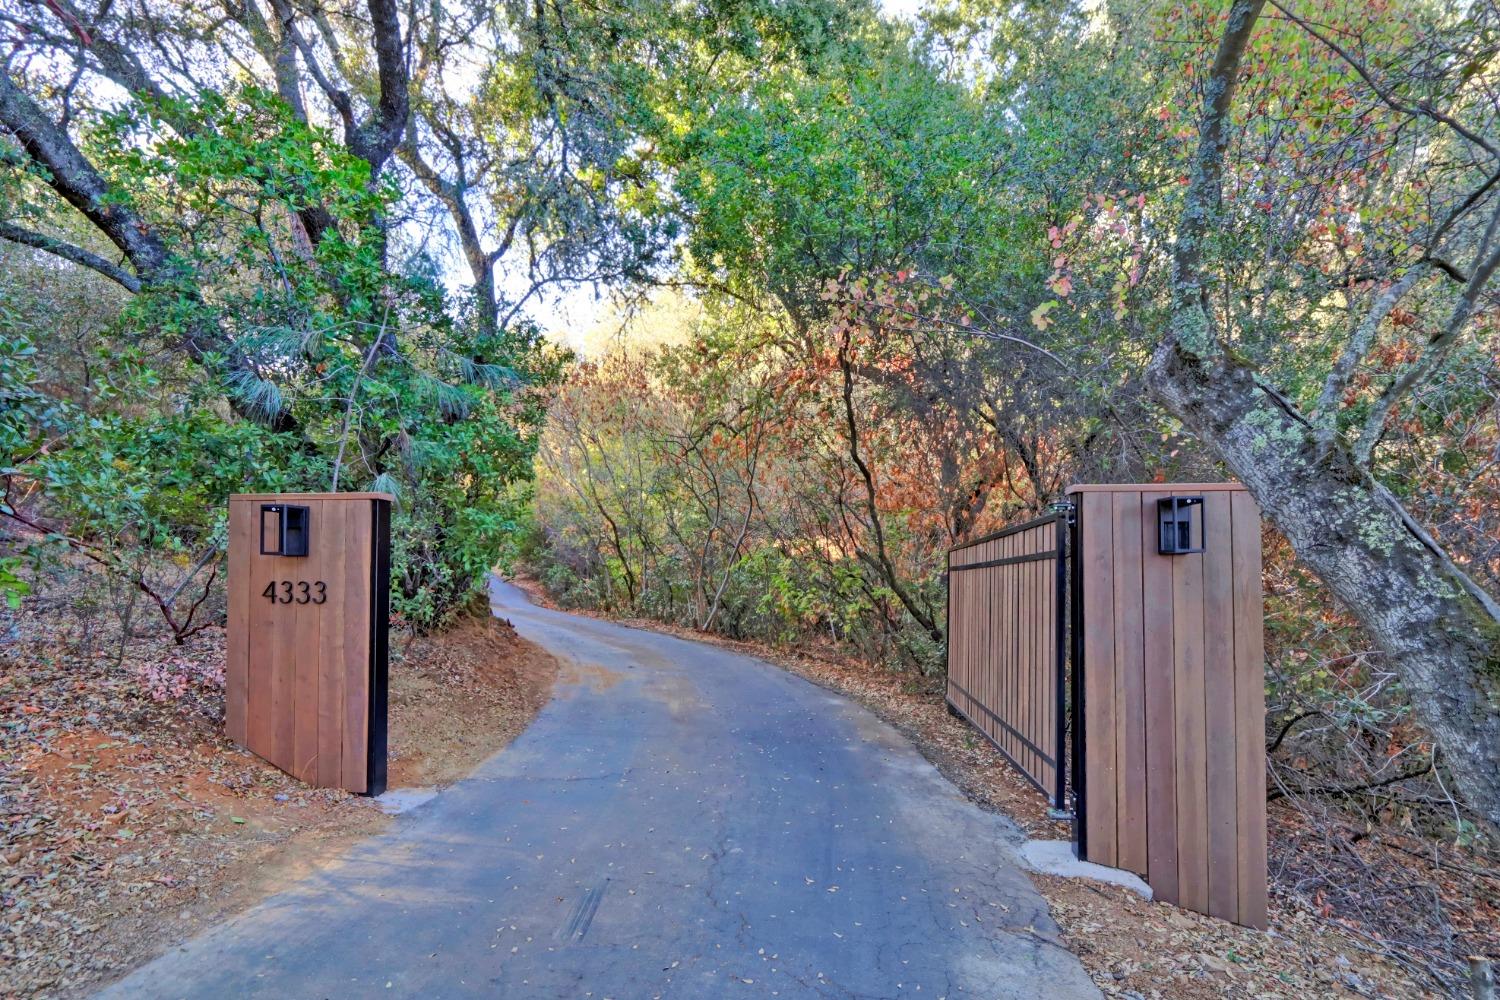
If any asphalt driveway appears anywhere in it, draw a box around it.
[96,578,1099,999]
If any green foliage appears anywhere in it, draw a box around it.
[3,88,562,628]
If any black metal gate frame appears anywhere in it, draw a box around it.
[944,508,1071,814]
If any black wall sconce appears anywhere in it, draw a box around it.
[260,503,310,557]
[1157,496,1204,555]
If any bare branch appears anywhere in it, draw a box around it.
[0,220,140,291]
[1267,0,1499,161]
[1314,264,1426,438]
[1356,197,1500,465]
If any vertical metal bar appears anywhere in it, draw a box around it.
[943,549,953,712]
[366,497,391,797]
[1051,507,1070,812]
[1069,499,1087,857]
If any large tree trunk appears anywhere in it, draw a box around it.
[1149,339,1500,828]
[1149,0,1500,828]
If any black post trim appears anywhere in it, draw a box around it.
[1052,508,1069,812]
[943,547,952,703]
[365,497,391,796]
[1069,502,1087,859]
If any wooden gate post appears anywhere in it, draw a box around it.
[1069,483,1266,928]
[224,492,392,795]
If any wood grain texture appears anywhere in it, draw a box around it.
[1139,489,1180,905]
[1111,491,1148,877]
[227,495,381,795]
[1059,483,1265,927]
[291,500,325,782]
[1171,518,1209,916]
[317,502,348,789]
[1081,490,1117,867]
[1202,492,1240,921]
[224,501,251,746]
[1232,490,1269,928]
[245,504,277,762]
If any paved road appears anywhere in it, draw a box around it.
[98,579,1099,1000]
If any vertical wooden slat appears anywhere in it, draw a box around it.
[1032,524,1044,779]
[1020,530,1032,773]
[225,500,251,746]
[946,552,957,704]
[1202,493,1240,921]
[1172,512,1209,916]
[246,503,277,762]
[1037,524,1051,786]
[317,500,348,787]
[269,529,298,774]
[979,540,989,731]
[341,500,373,793]
[1081,491,1117,866]
[1038,525,1050,784]
[1111,492,1148,876]
[1018,529,1032,778]
[291,501,325,782]
[1231,490,1268,928]
[995,536,1009,757]
[943,552,952,701]
[1140,490,1180,904]
[954,549,966,710]
[965,548,976,721]
[1044,527,1056,791]
[980,538,989,738]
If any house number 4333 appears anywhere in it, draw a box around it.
[261,581,328,605]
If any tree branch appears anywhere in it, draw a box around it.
[1355,197,1500,465]
[1314,264,1426,439]
[0,220,140,291]
[1267,0,1499,161]
[1170,0,1267,340]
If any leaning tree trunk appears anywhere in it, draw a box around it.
[1148,0,1500,828]
[1149,340,1500,829]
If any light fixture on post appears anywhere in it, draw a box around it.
[1157,496,1204,555]
[259,503,310,557]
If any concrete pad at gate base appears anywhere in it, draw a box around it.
[1020,839,1153,899]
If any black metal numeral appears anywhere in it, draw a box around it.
[262,580,329,605]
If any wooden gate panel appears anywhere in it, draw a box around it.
[225,503,252,748]
[1171,501,1208,916]
[340,499,374,792]
[946,514,1067,809]
[315,501,347,790]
